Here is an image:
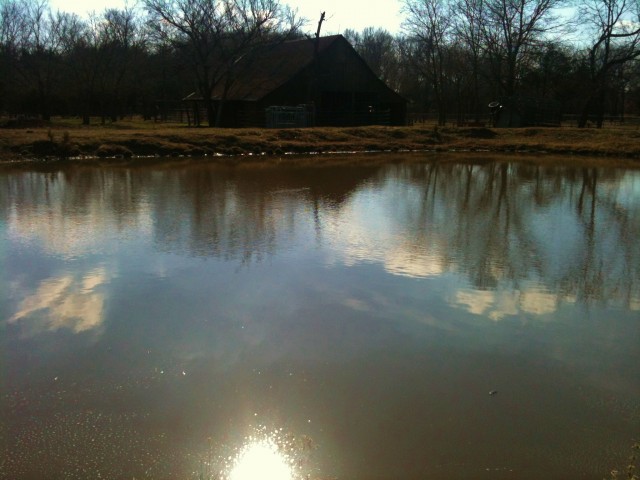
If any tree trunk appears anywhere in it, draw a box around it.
[472,59,480,121]
[215,100,225,127]
[595,89,605,128]
[37,81,51,121]
[578,95,594,128]
[206,98,216,127]
[579,82,606,128]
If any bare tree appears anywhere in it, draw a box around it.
[144,0,301,127]
[96,6,147,122]
[60,12,116,124]
[520,40,578,103]
[0,0,27,52]
[57,7,144,124]
[0,0,25,111]
[577,0,640,127]
[1,0,70,120]
[480,0,566,99]
[453,0,486,118]
[403,0,453,125]
[344,27,400,88]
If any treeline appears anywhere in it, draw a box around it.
[0,0,303,126]
[1,0,640,127]
[349,0,640,127]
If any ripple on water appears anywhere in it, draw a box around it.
[4,410,182,479]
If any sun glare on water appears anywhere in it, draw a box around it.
[227,438,295,480]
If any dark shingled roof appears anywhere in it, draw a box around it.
[200,35,344,102]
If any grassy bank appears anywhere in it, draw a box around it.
[2,117,640,166]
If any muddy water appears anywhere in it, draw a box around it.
[1,158,639,480]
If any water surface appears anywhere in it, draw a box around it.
[1,157,639,480]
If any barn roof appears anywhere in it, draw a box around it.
[181,36,342,103]
[215,34,342,102]
[183,34,406,104]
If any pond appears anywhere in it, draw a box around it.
[1,156,639,480]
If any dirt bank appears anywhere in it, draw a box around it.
[2,119,640,167]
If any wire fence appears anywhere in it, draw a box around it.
[4,111,640,129]
[408,112,640,128]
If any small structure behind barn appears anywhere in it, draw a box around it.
[183,35,407,128]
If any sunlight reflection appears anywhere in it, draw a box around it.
[227,438,294,480]
[219,427,316,480]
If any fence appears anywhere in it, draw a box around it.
[409,112,640,128]
[266,105,314,128]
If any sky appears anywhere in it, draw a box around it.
[47,0,405,34]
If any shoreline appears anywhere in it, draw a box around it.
[2,121,640,168]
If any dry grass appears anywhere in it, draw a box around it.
[2,116,640,167]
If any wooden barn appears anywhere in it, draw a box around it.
[183,35,407,128]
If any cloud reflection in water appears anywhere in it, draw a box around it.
[454,287,560,321]
[8,267,109,335]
